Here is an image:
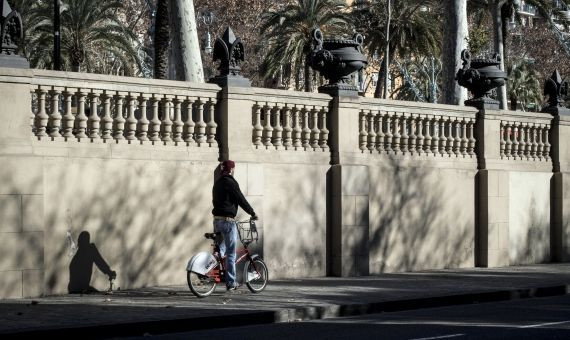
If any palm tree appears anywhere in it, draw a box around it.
[153,0,169,79]
[22,0,142,74]
[260,0,350,92]
[355,0,443,98]
[507,61,542,111]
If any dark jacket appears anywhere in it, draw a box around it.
[212,175,256,218]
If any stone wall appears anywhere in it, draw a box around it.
[1,67,569,298]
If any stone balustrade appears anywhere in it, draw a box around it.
[29,70,220,147]
[358,100,477,158]
[499,112,552,161]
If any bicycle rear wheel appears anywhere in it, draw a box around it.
[187,271,217,298]
[244,258,268,293]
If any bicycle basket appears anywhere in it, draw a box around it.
[238,220,258,245]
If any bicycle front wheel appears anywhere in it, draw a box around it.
[187,271,217,298]
[244,258,268,293]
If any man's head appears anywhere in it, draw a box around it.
[221,160,235,176]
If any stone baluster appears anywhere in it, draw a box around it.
[417,115,425,155]
[359,110,368,151]
[431,116,439,155]
[392,112,401,154]
[530,124,538,160]
[460,118,468,157]
[439,116,447,156]
[184,97,196,145]
[408,115,417,155]
[319,106,329,150]
[468,118,476,156]
[88,90,101,140]
[194,98,206,144]
[124,93,138,142]
[511,124,519,159]
[424,116,432,156]
[136,94,149,142]
[445,118,454,156]
[537,124,544,160]
[148,95,161,142]
[375,110,384,153]
[74,90,88,139]
[62,90,75,139]
[160,96,173,143]
[172,96,184,144]
[499,122,506,158]
[544,125,551,160]
[301,106,311,149]
[523,124,531,159]
[519,123,526,159]
[34,87,49,138]
[367,110,376,152]
[100,91,113,141]
[453,118,462,156]
[283,105,293,148]
[310,106,320,149]
[206,98,218,147]
[48,88,63,138]
[400,113,409,154]
[384,113,393,153]
[112,92,126,140]
[252,103,263,147]
[504,122,512,158]
[30,90,36,134]
[262,103,274,147]
[273,103,284,148]
[292,105,302,148]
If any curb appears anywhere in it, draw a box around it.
[3,284,569,338]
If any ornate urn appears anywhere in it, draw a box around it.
[310,28,368,97]
[0,0,29,68]
[456,49,506,109]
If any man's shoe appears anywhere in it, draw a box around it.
[226,283,240,291]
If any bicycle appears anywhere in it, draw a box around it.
[186,219,269,298]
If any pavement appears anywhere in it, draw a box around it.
[1,263,570,338]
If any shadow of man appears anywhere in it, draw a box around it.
[68,231,116,294]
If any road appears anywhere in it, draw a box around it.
[128,295,570,339]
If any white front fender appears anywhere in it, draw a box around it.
[187,251,218,275]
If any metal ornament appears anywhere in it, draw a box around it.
[0,0,29,68]
[208,27,250,87]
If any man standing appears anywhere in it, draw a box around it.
[212,160,257,290]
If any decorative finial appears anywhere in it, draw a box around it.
[209,27,250,87]
[544,70,568,108]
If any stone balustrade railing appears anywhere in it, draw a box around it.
[358,100,477,158]
[250,89,331,151]
[29,70,220,147]
[499,112,553,161]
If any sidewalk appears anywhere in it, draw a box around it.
[1,263,569,337]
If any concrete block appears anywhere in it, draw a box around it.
[342,196,356,226]
[488,171,499,197]
[341,165,369,196]
[0,270,22,299]
[333,255,357,277]
[356,255,369,276]
[0,157,43,195]
[488,223,499,250]
[498,171,509,197]
[0,195,21,232]
[22,195,43,231]
[342,225,368,256]
[498,222,509,251]
[0,232,43,270]
[23,269,43,298]
[247,163,264,196]
[233,164,248,195]
[355,195,369,226]
[487,249,509,267]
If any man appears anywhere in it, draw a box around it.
[212,160,257,290]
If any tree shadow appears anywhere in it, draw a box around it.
[68,231,116,294]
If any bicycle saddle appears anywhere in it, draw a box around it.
[204,232,222,240]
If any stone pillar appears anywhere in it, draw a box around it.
[328,96,370,276]
[474,109,510,267]
[550,114,570,262]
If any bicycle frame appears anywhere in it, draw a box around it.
[206,241,257,284]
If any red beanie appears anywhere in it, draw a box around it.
[221,160,235,174]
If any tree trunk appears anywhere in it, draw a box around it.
[441,0,468,105]
[493,0,508,109]
[510,96,517,111]
[153,0,170,79]
[168,0,204,82]
[374,58,386,98]
[304,57,313,92]
[383,0,391,99]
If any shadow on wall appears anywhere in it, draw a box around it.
[68,231,116,294]
[517,196,550,265]
[369,155,475,273]
[42,158,217,294]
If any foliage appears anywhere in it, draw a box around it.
[507,61,542,111]
[259,0,351,92]
[9,0,147,75]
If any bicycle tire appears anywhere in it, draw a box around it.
[187,270,217,298]
[243,258,268,293]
